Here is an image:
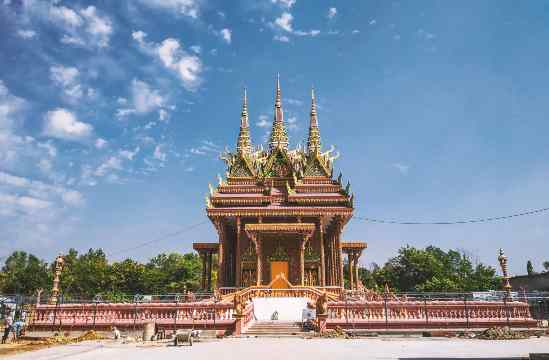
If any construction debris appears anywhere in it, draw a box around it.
[477,326,529,340]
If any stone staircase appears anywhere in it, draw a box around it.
[244,321,309,337]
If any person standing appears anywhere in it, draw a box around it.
[2,314,13,344]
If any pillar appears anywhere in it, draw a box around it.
[319,218,326,286]
[300,237,306,286]
[254,235,262,286]
[207,251,213,291]
[215,219,225,288]
[353,251,360,290]
[200,252,207,290]
[348,252,354,290]
[235,217,241,288]
[336,220,344,288]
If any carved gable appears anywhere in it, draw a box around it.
[304,155,330,177]
[229,156,254,177]
[263,148,292,178]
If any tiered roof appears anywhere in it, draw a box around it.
[207,76,354,218]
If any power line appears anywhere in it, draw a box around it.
[109,220,209,257]
[353,207,549,225]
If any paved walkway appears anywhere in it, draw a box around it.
[6,337,549,360]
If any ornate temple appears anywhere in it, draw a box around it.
[194,76,366,290]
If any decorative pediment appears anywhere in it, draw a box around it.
[303,155,330,177]
[263,148,292,178]
[229,155,255,177]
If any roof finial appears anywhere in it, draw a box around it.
[269,73,288,151]
[241,87,248,126]
[307,86,321,155]
[275,73,282,108]
[237,87,251,155]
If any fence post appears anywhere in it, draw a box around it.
[464,294,469,329]
[384,293,388,331]
[504,296,510,327]
[174,295,179,334]
[92,301,97,331]
[423,296,429,328]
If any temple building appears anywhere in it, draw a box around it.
[193,76,366,290]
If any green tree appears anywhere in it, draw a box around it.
[527,260,535,276]
[543,261,549,273]
[0,251,50,295]
[358,246,498,293]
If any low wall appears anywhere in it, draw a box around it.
[29,297,538,332]
[326,300,537,329]
[30,302,235,332]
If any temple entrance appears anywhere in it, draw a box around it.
[270,261,289,288]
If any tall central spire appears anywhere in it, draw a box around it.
[307,87,321,155]
[236,88,252,155]
[269,73,288,151]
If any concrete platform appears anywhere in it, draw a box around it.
[4,337,549,360]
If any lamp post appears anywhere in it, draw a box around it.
[498,249,512,299]
[49,255,65,305]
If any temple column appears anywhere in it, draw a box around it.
[213,219,227,288]
[235,217,241,288]
[300,237,306,286]
[348,252,354,290]
[253,235,262,286]
[353,251,360,290]
[207,251,213,291]
[200,252,207,290]
[319,218,326,286]
[337,220,344,288]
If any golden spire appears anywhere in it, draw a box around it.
[269,73,288,151]
[307,87,321,155]
[237,87,252,155]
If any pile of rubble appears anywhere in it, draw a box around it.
[477,326,529,340]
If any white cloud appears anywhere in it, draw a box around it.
[190,45,201,54]
[50,65,83,102]
[294,29,320,37]
[0,171,85,210]
[272,0,296,8]
[327,7,337,19]
[153,145,167,162]
[189,140,221,157]
[61,190,84,206]
[119,147,140,160]
[136,0,199,18]
[287,116,298,130]
[94,156,122,177]
[159,109,169,121]
[369,19,376,25]
[256,114,270,127]
[17,29,36,39]
[392,163,410,175]
[49,5,113,48]
[352,29,360,34]
[275,12,293,32]
[274,35,290,42]
[95,138,107,149]
[219,28,232,44]
[133,31,203,91]
[43,108,93,141]
[131,79,165,113]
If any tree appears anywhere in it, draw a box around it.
[527,260,535,276]
[358,246,499,293]
[0,251,50,295]
[543,261,549,273]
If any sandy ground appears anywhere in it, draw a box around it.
[2,337,549,360]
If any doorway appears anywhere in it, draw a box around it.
[270,261,289,288]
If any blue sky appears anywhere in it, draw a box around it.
[1,0,548,275]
